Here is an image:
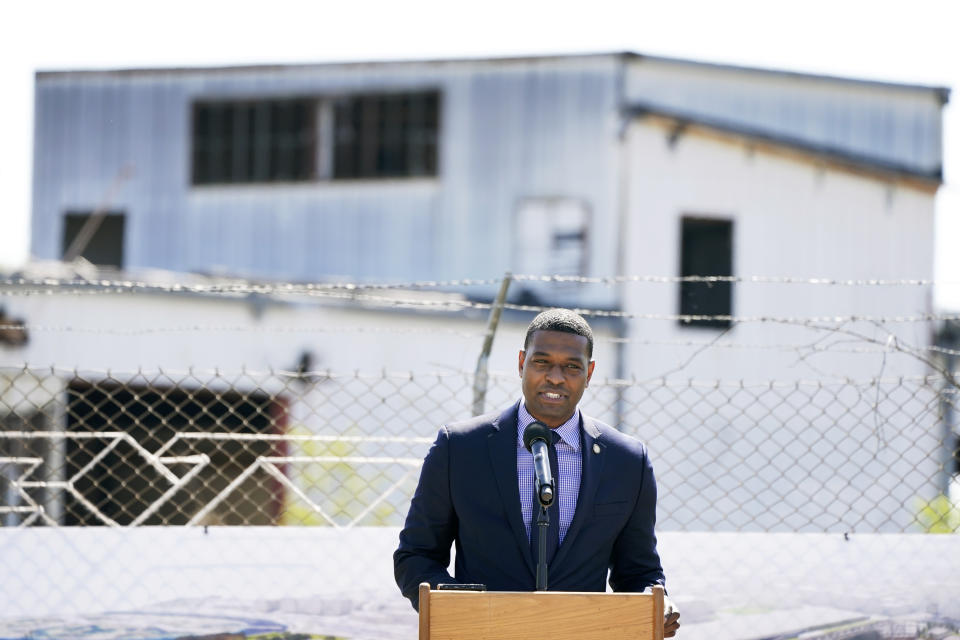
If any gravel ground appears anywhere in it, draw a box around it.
[1,528,957,639]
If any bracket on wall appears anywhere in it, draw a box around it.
[666,121,688,149]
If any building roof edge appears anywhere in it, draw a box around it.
[34,50,949,97]
[628,102,943,187]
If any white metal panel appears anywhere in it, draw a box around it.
[626,57,944,175]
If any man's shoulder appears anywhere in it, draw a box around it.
[442,404,518,439]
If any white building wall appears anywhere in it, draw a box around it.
[620,119,941,531]
[622,119,935,382]
[0,290,620,428]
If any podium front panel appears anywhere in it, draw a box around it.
[419,585,664,640]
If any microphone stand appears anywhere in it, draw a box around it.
[535,490,550,591]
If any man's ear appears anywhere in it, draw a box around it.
[518,350,526,376]
[586,360,596,386]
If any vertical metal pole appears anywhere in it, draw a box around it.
[942,350,957,498]
[535,505,549,590]
[936,322,960,501]
[472,273,513,416]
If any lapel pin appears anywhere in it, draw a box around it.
[593,443,601,454]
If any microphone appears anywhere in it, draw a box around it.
[522,421,555,507]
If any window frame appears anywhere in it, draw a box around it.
[190,97,319,186]
[677,215,734,330]
[189,90,441,187]
[331,90,440,181]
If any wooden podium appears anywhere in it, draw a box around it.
[418,582,664,640]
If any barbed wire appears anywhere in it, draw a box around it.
[6,298,952,326]
[0,363,955,389]
[0,276,503,294]
[1,322,956,357]
[1,273,951,296]
[532,307,956,325]
[4,276,957,390]
[4,278,955,328]
[0,323,491,338]
[512,274,941,286]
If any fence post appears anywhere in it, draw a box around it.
[941,349,958,498]
[472,273,513,416]
[936,321,960,498]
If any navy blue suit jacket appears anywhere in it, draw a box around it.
[393,402,665,610]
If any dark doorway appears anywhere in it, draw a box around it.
[64,380,287,525]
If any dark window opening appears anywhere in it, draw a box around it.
[61,211,125,269]
[192,98,316,185]
[333,91,439,179]
[679,217,733,329]
[64,381,287,526]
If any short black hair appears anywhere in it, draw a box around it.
[523,308,594,359]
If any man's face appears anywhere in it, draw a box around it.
[519,330,595,428]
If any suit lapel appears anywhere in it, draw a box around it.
[551,415,605,569]
[487,402,536,578]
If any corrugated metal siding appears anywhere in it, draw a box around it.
[625,58,943,176]
[32,56,622,308]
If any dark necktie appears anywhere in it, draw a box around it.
[530,430,561,566]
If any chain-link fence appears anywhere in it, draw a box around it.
[1,367,956,533]
[2,275,960,639]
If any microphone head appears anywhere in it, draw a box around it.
[522,421,553,453]
[539,484,555,506]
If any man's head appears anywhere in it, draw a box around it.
[519,309,596,427]
[523,308,594,358]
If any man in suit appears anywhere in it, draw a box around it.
[394,309,679,637]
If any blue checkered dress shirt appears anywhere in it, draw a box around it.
[516,402,582,544]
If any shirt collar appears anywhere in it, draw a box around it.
[517,401,582,451]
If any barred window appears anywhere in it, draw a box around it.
[191,92,439,185]
[678,216,734,329]
[333,92,439,179]
[191,99,316,185]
